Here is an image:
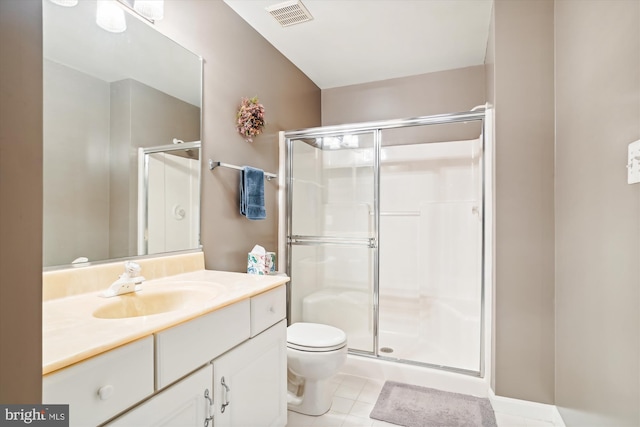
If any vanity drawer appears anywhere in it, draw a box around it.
[42,336,154,427]
[155,299,250,390]
[250,285,286,337]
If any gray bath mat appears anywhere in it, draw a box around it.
[370,381,497,427]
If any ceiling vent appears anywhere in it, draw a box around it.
[266,0,313,27]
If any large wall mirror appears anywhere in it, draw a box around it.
[43,0,203,268]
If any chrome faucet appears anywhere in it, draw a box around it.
[101,261,145,298]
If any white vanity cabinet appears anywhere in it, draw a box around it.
[154,299,250,390]
[212,319,287,427]
[212,285,287,427]
[106,364,213,427]
[44,284,287,427]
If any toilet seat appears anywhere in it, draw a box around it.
[287,322,347,352]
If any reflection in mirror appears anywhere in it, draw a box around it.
[42,0,202,268]
[138,142,200,256]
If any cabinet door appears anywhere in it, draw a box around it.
[107,364,213,427]
[213,320,287,427]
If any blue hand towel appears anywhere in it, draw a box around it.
[240,166,266,220]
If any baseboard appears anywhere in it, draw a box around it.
[551,408,566,426]
[488,389,566,426]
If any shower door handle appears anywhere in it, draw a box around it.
[289,235,378,248]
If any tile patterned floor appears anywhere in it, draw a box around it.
[286,373,557,427]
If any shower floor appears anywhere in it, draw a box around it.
[346,294,481,373]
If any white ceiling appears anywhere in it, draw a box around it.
[223,0,494,89]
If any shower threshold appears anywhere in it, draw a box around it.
[347,349,482,378]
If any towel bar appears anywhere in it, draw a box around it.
[208,159,277,181]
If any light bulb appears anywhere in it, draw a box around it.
[133,0,164,21]
[48,0,79,6]
[96,0,127,33]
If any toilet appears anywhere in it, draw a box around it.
[286,322,348,416]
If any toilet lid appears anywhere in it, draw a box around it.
[287,322,347,352]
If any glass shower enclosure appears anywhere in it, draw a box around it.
[284,110,485,376]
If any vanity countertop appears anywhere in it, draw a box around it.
[42,270,289,375]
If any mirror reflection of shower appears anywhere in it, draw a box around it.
[172,138,198,159]
[137,141,201,256]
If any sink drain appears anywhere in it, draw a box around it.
[380,347,394,354]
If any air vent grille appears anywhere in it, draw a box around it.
[266,0,313,27]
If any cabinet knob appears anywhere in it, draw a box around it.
[97,385,114,400]
[268,306,275,313]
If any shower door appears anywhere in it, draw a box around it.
[285,111,486,376]
[286,131,378,354]
[377,123,484,374]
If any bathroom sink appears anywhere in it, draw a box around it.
[93,287,222,319]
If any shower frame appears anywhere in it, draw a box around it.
[283,108,487,377]
[137,141,201,256]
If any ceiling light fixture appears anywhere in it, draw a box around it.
[48,0,79,6]
[133,0,164,21]
[96,0,127,33]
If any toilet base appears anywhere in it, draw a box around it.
[287,378,332,416]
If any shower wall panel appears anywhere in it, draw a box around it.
[379,140,481,299]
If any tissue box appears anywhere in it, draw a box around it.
[265,252,276,274]
[247,252,265,275]
[247,251,276,275]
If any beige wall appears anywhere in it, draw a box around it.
[0,0,43,403]
[321,65,485,126]
[555,0,640,425]
[491,0,556,404]
[156,1,321,272]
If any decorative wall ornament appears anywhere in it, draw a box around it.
[236,96,265,142]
